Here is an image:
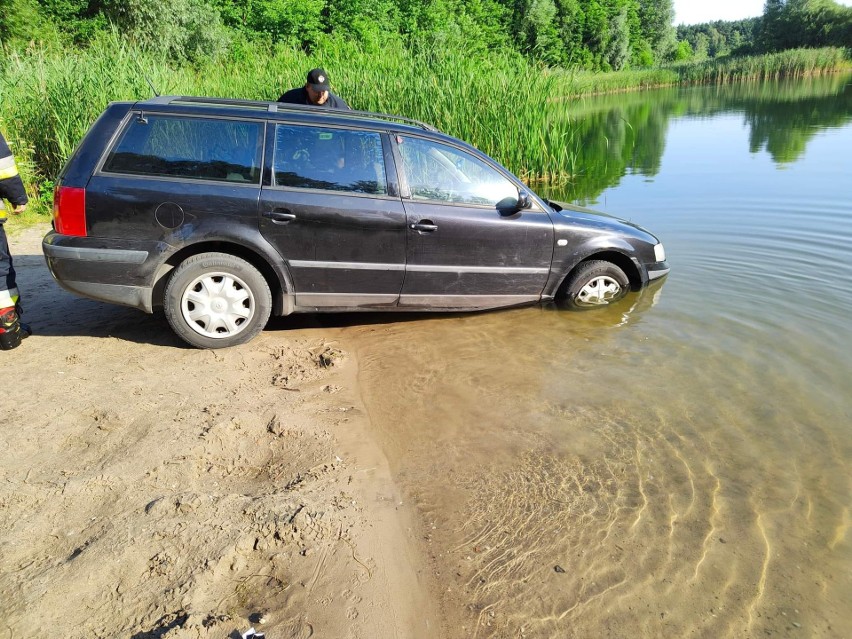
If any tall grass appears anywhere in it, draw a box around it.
[561,68,679,96]
[669,47,850,84]
[0,33,579,211]
[1,33,848,216]
[554,47,849,96]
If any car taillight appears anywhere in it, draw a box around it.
[53,185,87,237]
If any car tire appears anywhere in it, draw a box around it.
[559,260,630,310]
[164,252,272,349]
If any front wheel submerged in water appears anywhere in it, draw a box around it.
[164,252,272,349]
[558,260,630,310]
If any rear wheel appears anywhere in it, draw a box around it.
[164,252,272,349]
[559,260,630,310]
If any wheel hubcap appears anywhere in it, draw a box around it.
[576,275,623,306]
[181,272,255,339]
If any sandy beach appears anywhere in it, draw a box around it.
[0,223,437,638]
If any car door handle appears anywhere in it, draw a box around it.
[263,210,297,223]
[410,221,438,232]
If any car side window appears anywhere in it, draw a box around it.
[274,125,388,196]
[397,136,518,206]
[102,115,263,183]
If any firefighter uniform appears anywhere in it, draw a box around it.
[1,130,30,350]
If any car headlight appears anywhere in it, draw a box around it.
[654,243,666,262]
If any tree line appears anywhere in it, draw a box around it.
[676,0,851,62]
[1,1,850,72]
[0,0,674,70]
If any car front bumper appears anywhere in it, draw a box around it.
[647,261,670,281]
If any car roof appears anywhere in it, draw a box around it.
[131,95,440,136]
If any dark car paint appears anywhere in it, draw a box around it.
[58,103,132,188]
[538,200,665,295]
[259,187,408,307]
[43,98,668,319]
[398,200,554,308]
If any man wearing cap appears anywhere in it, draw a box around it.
[0,129,31,350]
[278,68,351,110]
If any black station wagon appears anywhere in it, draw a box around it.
[43,96,669,348]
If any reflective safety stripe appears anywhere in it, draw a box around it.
[0,288,20,307]
[0,154,17,176]
[0,164,20,180]
[0,154,19,180]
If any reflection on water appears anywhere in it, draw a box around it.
[346,75,852,638]
[538,73,852,205]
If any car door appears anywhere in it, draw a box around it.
[259,123,407,309]
[393,134,554,309]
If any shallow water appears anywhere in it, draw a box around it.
[345,75,852,637]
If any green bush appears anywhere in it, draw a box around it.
[102,0,229,62]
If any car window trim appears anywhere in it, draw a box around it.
[91,171,264,189]
[263,183,400,201]
[379,133,401,198]
[95,112,266,185]
[405,195,546,211]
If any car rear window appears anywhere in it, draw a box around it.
[273,125,387,195]
[102,114,263,184]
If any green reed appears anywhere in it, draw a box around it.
[0,33,580,211]
[1,33,848,215]
[556,47,849,95]
[668,47,850,84]
[564,68,680,95]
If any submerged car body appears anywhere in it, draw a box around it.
[43,96,668,348]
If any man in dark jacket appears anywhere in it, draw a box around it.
[278,68,351,110]
[0,130,30,350]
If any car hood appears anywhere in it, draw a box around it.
[546,199,657,241]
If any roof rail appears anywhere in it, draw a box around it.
[138,96,438,131]
[271,101,440,132]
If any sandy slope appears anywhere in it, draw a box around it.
[0,223,436,639]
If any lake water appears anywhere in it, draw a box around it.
[342,74,852,637]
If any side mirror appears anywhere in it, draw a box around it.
[497,190,533,215]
